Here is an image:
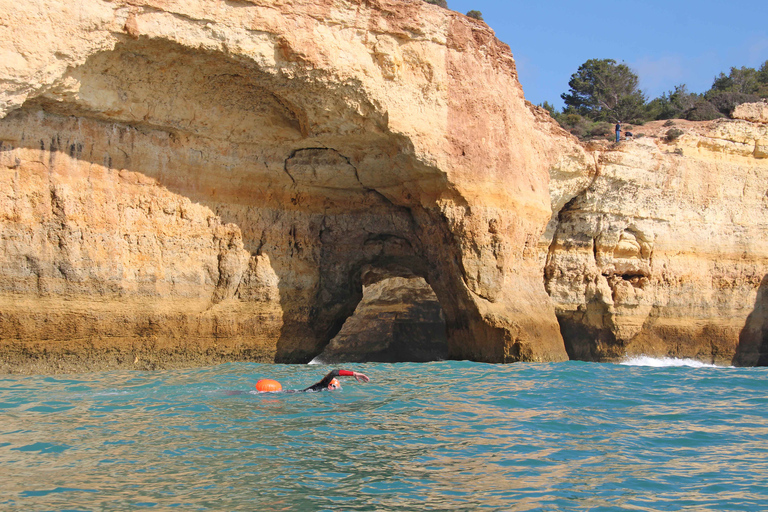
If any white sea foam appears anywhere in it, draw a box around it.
[620,356,725,368]
[307,356,325,365]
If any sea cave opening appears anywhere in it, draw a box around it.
[311,269,449,364]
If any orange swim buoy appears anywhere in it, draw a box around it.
[255,379,283,392]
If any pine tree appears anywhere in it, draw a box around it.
[561,59,646,123]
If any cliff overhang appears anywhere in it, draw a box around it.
[0,0,570,372]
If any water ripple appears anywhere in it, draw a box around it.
[1,361,767,511]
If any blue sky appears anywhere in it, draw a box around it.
[446,0,768,109]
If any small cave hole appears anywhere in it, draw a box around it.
[312,275,448,363]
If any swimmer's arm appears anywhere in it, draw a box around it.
[336,369,370,383]
[319,369,370,385]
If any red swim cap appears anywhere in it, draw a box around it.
[328,378,341,390]
[255,379,282,392]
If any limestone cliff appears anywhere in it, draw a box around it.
[544,110,768,366]
[2,0,766,372]
[0,0,573,372]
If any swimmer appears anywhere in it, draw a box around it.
[301,369,369,392]
[253,369,370,393]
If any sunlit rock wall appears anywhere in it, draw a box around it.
[0,0,572,371]
[544,114,768,365]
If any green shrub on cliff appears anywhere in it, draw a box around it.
[646,84,698,120]
[646,84,723,121]
[540,101,558,117]
[423,0,448,7]
[466,10,484,21]
[684,98,724,121]
[759,61,768,86]
[664,128,684,142]
[545,108,614,141]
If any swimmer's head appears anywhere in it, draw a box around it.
[328,378,341,391]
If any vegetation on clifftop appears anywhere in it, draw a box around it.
[466,10,484,21]
[543,59,768,140]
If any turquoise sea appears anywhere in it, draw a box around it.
[1,359,767,511]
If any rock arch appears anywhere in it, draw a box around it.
[314,269,449,364]
[0,0,569,371]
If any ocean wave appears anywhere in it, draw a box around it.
[620,356,725,368]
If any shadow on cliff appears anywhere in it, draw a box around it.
[0,37,471,365]
[733,274,768,366]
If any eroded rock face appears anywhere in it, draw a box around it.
[7,1,764,371]
[544,118,768,365]
[733,101,768,125]
[0,0,571,371]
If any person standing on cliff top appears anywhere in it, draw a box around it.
[615,121,622,142]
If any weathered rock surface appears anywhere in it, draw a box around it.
[2,1,767,371]
[733,101,768,125]
[544,117,768,365]
[0,0,574,372]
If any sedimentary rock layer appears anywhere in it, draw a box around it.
[0,0,572,372]
[544,116,768,365]
[3,0,766,371]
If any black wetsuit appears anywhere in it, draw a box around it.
[302,369,353,392]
